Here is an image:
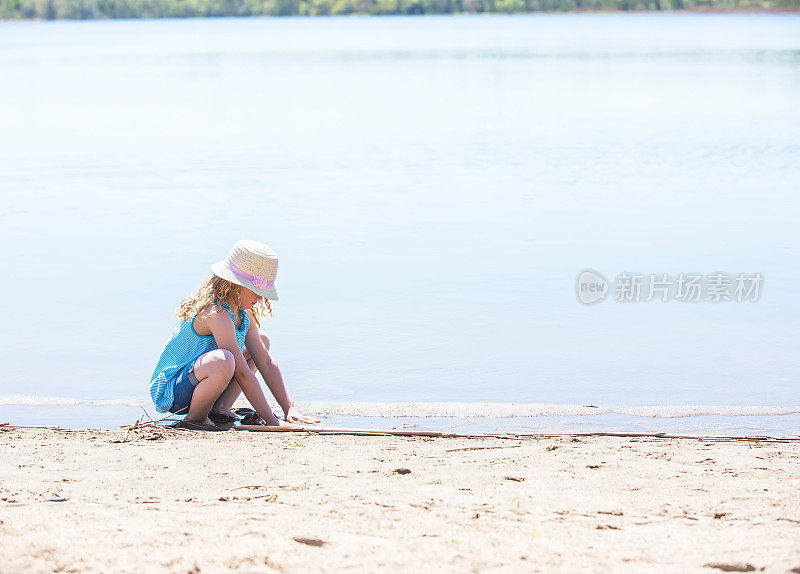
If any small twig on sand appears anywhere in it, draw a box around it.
[231,485,269,491]
[139,406,156,424]
[119,404,187,431]
[253,493,278,501]
[446,445,522,452]
[120,411,178,430]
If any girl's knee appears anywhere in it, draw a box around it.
[260,332,270,350]
[200,349,235,379]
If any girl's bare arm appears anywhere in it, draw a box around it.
[244,319,291,414]
[203,308,282,425]
[245,313,319,424]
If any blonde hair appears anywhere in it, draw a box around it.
[176,275,272,328]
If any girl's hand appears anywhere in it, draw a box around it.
[274,419,300,428]
[259,415,296,428]
[284,406,320,425]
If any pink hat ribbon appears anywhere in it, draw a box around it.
[228,261,273,291]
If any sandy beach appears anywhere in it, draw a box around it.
[1,426,798,573]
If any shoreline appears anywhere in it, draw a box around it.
[1,426,798,572]
[2,401,799,438]
[5,422,800,442]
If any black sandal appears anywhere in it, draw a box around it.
[209,411,238,424]
[171,419,228,432]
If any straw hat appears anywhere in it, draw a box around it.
[211,239,280,300]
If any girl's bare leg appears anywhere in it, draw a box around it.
[187,349,236,424]
[212,333,270,416]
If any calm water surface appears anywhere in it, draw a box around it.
[0,15,798,431]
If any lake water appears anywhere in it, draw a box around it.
[0,14,798,435]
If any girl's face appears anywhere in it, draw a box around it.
[238,287,263,310]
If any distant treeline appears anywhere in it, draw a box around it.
[2,0,798,18]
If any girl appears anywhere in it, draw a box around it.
[150,239,319,430]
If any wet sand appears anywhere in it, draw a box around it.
[1,426,798,573]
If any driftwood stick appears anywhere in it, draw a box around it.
[234,426,799,442]
[236,425,529,439]
[563,432,798,443]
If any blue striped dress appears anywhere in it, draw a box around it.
[150,302,250,413]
